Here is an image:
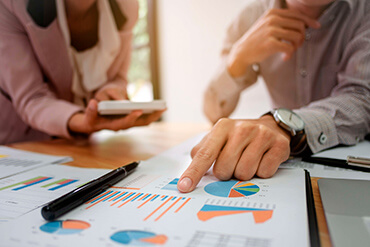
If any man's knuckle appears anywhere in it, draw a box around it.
[196,149,214,161]
[256,169,274,179]
[234,170,252,181]
[233,122,250,137]
[275,136,290,148]
[214,118,230,129]
[213,167,231,181]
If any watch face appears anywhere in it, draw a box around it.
[276,108,305,130]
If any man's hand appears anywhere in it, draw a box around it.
[177,115,291,193]
[227,9,320,77]
[68,99,165,134]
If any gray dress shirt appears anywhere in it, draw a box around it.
[204,0,370,153]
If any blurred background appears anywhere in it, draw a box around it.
[128,0,270,123]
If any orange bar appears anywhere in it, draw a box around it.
[85,191,111,204]
[155,197,182,221]
[118,193,141,208]
[109,192,125,202]
[137,194,157,209]
[174,198,191,213]
[144,197,173,221]
[139,193,149,201]
[86,191,113,209]
[111,192,134,207]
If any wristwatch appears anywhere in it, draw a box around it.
[268,108,307,155]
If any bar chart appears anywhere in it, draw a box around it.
[0,176,53,191]
[42,179,79,191]
[161,178,179,191]
[84,189,192,222]
[0,176,80,192]
[197,199,275,224]
[0,165,107,219]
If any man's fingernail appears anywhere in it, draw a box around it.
[178,177,192,192]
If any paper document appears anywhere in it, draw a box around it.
[0,165,108,220]
[0,146,72,179]
[0,134,310,247]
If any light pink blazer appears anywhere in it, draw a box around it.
[0,0,138,144]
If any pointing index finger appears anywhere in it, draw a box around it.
[177,127,228,193]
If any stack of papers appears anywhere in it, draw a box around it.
[0,138,312,247]
[0,146,72,179]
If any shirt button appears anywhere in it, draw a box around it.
[305,32,311,41]
[319,133,327,144]
[300,69,307,78]
[252,63,260,72]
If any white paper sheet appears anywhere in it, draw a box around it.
[0,134,310,247]
[0,146,72,179]
[0,165,108,220]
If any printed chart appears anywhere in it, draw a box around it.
[0,176,53,191]
[110,230,167,245]
[0,146,71,179]
[161,178,179,191]
[0,165,107,219]
[84,190,192,222]
[204,180,260,198]
[40,220,90,235]
[0,176,79,192]
[197,199,274,223]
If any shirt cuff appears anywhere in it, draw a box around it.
[293,109,339,153]
[210,65,244,103]
[49,102,84,140]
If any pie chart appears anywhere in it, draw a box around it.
[39,220,90,235]
[204,180,260,197]
[110,230,167,245]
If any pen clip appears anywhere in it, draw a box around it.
[347,156,370,168]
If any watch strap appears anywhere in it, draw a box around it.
[263,110,307,156]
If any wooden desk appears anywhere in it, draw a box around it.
[8,122,331,247]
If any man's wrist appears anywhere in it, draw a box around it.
[227,54,252,78]
[262,110,308,156]
[260,114,291,141]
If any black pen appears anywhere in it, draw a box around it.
[41,161,139,221]
[302,156,370,173]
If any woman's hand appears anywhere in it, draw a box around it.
[177,115,291,193]
[68,99,165,135]
[94,83,129,101]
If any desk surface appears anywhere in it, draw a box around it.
[8,122,331,247]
